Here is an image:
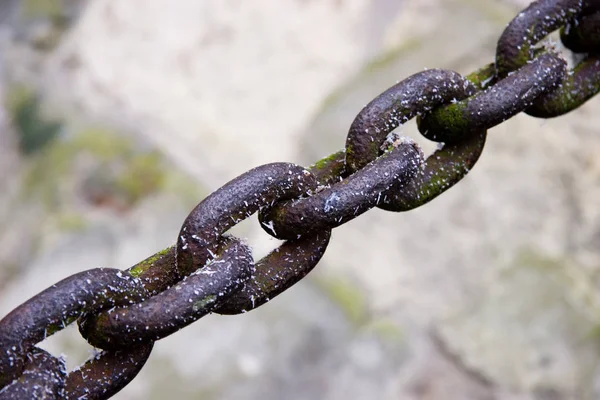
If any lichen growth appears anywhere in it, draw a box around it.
[22,127,167,212]
[364,319,405,343]
[7,85,62,155]
[23,0,64,20]
[316,277,368,326]
[55,212,87,232]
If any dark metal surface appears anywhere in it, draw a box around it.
[417,53,566,142]
[496,0,600,117]
[215,230,332,314]
[0,348,65,399]
[176,163,319,277]
[345,69,477,174]
[378,131,487,212]
[64,344,153,400]
[79,238,253,349]
[0,268,148,388]
[259,142,423,240]
[561,10,600,52]
[0,1,598,397]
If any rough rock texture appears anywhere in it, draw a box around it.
[1,0,600,399]
[41,0,406,188]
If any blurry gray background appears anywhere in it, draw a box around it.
[1,0,600,399]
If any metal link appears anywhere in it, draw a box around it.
[496,0,600,117]
[561,9,600,53]
[417,53,566,143]
[343,68,488,212]
[215,230,331,314]
[1,1,598,397]
[176,163,320,277]
[378,131,487,212]
[0,348,65,399]
[381,67,487,212]
[65,344,153,400]
[258,142,423,240]
[344,69,478,174]
[0,268,148,388]
[79,237,253,350]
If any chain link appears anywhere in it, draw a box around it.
[1,0,599,398]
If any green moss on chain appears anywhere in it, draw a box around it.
[418,101,470,142]
[45,316,78,336]
[311,152,342,171]
[466,63,496,90]
[129,247,173,278]
[192,295,217,312]
[308,150,346,186]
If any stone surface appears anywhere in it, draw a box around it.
[41,0,406,188]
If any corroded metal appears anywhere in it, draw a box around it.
[345,69,478,174]
[0,268,148,388]
[79,237,252,350]
[65,344,153,400]
[561,10,600,53]
[496,0,600,117]
[379,131,487,212]
[215,230,332,314]
[0,348,65,399]
[0,1,598,398]
[417,53,566,143]
[259,142,423,240]
[176,163,320,277]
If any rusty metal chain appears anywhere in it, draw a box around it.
[1,0,599,398]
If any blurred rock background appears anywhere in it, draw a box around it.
[0,0,599,399]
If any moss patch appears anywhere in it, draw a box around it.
[23,128,167,212]
[23,0,64,20]
[7,85,62,155]
[193,295,217,312]
[128,247,173,278]
[364,319,405,343]
[316,276,368,326]
[311,152,342,171]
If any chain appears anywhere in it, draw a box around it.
[1,0,599,398]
